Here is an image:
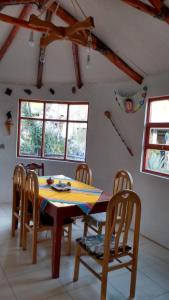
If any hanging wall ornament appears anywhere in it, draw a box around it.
[114,86,148,113]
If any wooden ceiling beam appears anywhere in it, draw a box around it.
[0,12,48,32]
[122,0,169,24]
[37,10,52,88]
[0,5,31,61]
[121,0,159,17]
[48,2,143,84]
[0,0,40,5]
[72,43,83,89]
[149,0,164,11]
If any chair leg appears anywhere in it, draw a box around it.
[19,209,24,247]
[83,221,88,237]
[101,268,108,300]
[11,214,16,237]
[67,223,72,256]
[130,262,137,298]
[22,223,27,250]
[32,229,37,264]
[73,244,81,281]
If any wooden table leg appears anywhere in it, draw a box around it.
[51,212,63,278]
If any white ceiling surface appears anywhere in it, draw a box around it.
[0,0,169,85]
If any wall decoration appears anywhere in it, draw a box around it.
[49,88,55,95]
[104,110,133,156]
[5,111,13,135]
[5,88,12,96]
[114,86,148,113]
[72,86,76,94]
[24,89,32,95]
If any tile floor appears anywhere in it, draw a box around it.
[0,203,169,300]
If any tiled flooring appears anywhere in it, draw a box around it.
[0,203,169,300]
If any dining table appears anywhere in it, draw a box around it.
[38,175,111,279]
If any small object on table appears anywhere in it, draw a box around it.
[46,177,54,185]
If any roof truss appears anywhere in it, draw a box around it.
[0,0,143,84]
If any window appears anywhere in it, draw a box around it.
[142,96,169,178]
[17,100,89,162]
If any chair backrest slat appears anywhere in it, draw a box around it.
[24,170,39,226]
[75,164,93,185]
[13,164,26,203]
[113,170,133,219]
[22,163,44,176]
[103,190,141,261]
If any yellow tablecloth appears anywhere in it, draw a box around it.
[38,175,103,214]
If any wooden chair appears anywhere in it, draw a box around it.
[83,169,133,236]
[74,163,93,222]
[22,170,73,264]
[73,190,141,300]
[22,162,44,176]
[75,163,93,185]
[11,164,26,246]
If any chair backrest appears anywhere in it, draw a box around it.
[75,163,93,185]
[103,190,141,261]
[13,164,26,206]
[23,163,44,176]
[113,169,133,195]
[24,170,40,226]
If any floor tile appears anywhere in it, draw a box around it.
[109,270,166,300]
[0,279,16,300]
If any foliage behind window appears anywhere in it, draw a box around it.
[142,97,169,178]
[17,100,89,162]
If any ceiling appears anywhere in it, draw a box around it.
[0,0,169,87]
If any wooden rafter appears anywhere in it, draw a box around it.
[121,0,159,17]
[37,10,52,88]
[72,43,83,89]
[0,0,40,5]
[121,0,169,24]
[47,2,143,84]
[0,0,143,83]
[149,0,164,11]
[0,12,48,32]
[0,5,31,61]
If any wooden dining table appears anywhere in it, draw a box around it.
[39,175,110,279]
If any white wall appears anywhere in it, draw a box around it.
[0,72,169,248]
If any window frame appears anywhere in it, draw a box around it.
[17,99,89,163]
[142,96,169,178]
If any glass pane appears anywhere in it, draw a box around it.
[69,105,88,121]
[150,100,169,123]
[66,123,87,161]
[149,128,169,145]
[44,121,66,159]
[45,103,67,120]
[21,101,43,118]
[19,119,42,156]
[145,149,169,175]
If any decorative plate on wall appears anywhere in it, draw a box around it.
[114,86,148,113]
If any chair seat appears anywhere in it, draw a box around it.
[87,213,106,225]
[77,235,131,259]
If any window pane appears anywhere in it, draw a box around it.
[66,123,87,161]
[150,100,169,123]
[45,103,67,120]
[69,105,88,121]
[44,121,66,159]
[21,101,43,118]
[19,119,42,156]
[145,149,169,175]
[149,128,169,145]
